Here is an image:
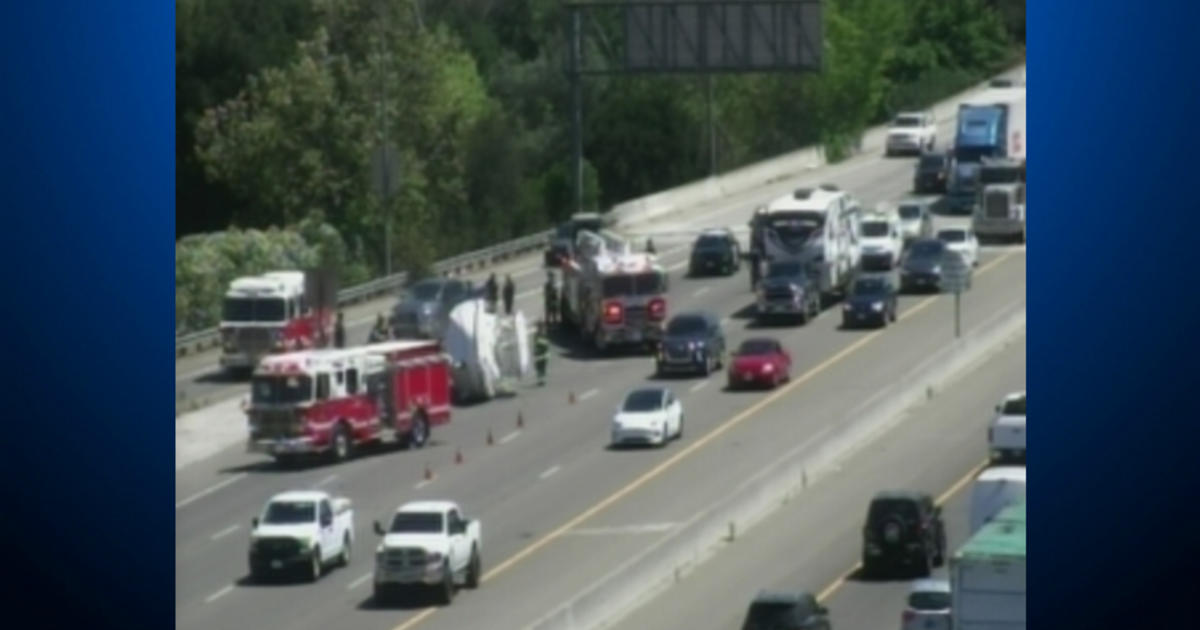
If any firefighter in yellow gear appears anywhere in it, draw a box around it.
[533,322,550,386]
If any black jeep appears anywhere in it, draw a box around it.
[860,490,946,578]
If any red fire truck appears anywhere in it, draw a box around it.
[219,270,338,373]
[245,340,452,464]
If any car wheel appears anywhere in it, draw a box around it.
[339,534,352,567]
[916,549,933,578]
[436,561,456,605]
[308,548,322,583]
[676,415,685,440]
[466,546,481,589]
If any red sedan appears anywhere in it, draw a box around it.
[727,337,792,390]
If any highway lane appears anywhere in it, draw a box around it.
[609,332,1026,630]
[176,85,1025,628]
[175,247,1023,630]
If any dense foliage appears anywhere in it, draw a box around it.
[176,0,1022,334]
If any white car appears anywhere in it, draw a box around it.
[248,490,354,583]
[858,211,903,270]
[611,387,683,447]
[936,228,979,267]
[901,578,952,630]
[886,111,937,156]
[988,391,1026,462]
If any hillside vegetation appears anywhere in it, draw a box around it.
[176,0,1023,334]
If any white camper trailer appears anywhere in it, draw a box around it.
[442,299,532,402]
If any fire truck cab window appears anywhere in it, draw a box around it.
[251,375,313,404]
[316,374,331,401]
[222,297,287,322]
[602,272,664,298]
[346,369,359,394]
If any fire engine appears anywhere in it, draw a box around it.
[245,340,452,464]
[219,270,338,373]
[559,229,669,353]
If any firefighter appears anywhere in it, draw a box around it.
[502,274,515,315]
[334,311,346,348]
[368,313,389,343]
[645,237,656,254]
[485,273,499,313]
[543,272,559,326]
[533,321,550,386]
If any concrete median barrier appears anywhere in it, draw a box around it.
[525,301,1025,630]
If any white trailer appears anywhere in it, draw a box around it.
[442,298,531,402]
[951,500,1026,630]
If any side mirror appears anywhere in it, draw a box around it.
[251,517,259,529]
[373,521,385,536]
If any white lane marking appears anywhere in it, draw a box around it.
[414,479,433,490]
[204,584,234,604]
[539,465,561,480]
[315,474,338,488]
[566,522,679,536]
[689,380,710,394]
[692,287,710,297]
[347,572,374,590]
[579,388,600,401]
[176,473,248,510]
[499,430,521,444]
[210,524,240,541]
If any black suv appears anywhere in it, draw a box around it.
[913,151,950,194]
[689,229,742,277]
[841,275,898,329]
[861,491,946,578]
[741,590,831,630]
[656,311,726,377]
[756,260,822,325]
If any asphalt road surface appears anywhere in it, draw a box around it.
[609,334,1026,630]
[176,84,1026,630]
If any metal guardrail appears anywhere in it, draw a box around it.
[176,229,554,358]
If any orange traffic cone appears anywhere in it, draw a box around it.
[517,411,525,429]
[423,463,433,481]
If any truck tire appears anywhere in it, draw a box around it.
[401,411,430,450]
[339,534,352,567]
[436,561,456,605]
[331,422,353,463]
[373,583,386,605]
[466,546,481,589]
[307,547,322,582]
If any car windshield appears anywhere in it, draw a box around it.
[908,590,952,611]
[667,316,707,336]
[1002,397,1026,415]
[251,375,313,405]
[223,297,287,322]
[893,115,922,127]
[852,278,890,296]
[623,389,664,412]
[766,262,805,279]
[263,501,316,525]
[898,204,922,219]
[602,272,665,297]
[861,221,889,237]
[406,282,442,301]
[868,498,920,523]
[737,340,776,356]
[695,235,729,250]
[744,602,798,626]
[389,512,444,533]
[919,154,945,168]
[909,241,945,257]
[938,230,967,243]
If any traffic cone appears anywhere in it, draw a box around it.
[455,448,463,465]
[517,411,525,429]
[486,428,495,446]
[423,463,433,481]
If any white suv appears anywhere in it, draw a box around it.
[988,391,1026,463]
[886,111,937,156]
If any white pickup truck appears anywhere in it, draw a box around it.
[247,490,354,582]
[372,500,482,605]
[988,390,1026,463]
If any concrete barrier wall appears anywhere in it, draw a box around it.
[525,300,1026,630]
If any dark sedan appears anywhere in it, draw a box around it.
[841,275,898,329]
[899,239,972,294]
[656,311,726,377]
[688,231,741,277]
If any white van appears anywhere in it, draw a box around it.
[968,466,1026,535]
